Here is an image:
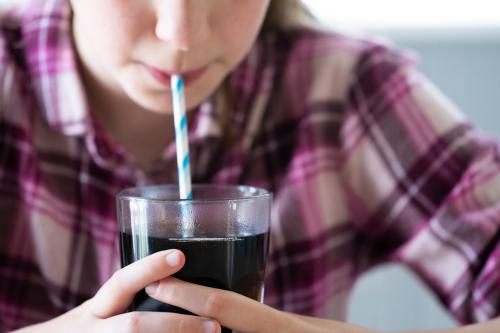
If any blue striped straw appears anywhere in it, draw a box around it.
[171,75,193,200]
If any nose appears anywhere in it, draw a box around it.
[155,0,211,51]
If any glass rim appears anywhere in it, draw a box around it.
[117,184,272,204]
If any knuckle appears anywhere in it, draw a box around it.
[123,313,142,333]
[171,315,205,333]
[269,312,287,333]
[248,307,288,333]
[270,312,298,333]
[204,292,226,316]
[110,269,122,282]
[110,270,127,290]
[143,256,161,279]
[77,299,93,316]
[162,280,180,302]
[176,316,193,333]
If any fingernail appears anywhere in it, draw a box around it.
[166,251,181,267]
[145,282,158,295]
[202,320,218,333]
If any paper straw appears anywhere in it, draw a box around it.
[171,75,193,200]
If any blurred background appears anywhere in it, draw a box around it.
[1,0,499,331]
[302,0,500,331]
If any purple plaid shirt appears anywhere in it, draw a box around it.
[1,0,500,331]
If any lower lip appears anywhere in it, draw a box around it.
[145,65,207,88]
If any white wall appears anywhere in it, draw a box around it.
[348,265,457,331]
[0,0,15,10]
[302,0,500,29]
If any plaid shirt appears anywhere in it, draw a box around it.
[1,0,500,331]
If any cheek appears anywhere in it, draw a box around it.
[218,1,269,65]
[74,0,151,67]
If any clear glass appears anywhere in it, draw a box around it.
[117,184,272,329]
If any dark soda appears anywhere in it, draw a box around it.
[120,232,269,332]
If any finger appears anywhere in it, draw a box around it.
[89,249,185,318]
[146,278,296,333]
[100,312,221,333]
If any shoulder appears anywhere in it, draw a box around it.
[271,28,419,106]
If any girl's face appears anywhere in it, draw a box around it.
[70,0,271,114]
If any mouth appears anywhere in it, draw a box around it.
[144,64,208,88]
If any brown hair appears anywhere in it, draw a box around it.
[218,0,317,143]
[263,0,317,32]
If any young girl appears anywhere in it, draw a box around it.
[1,0,499,332]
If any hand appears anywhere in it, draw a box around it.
[13,250,221,333]
[145,277,373,333]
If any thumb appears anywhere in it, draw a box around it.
[88,249,184,318]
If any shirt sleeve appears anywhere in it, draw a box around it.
[340,43,500,324]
